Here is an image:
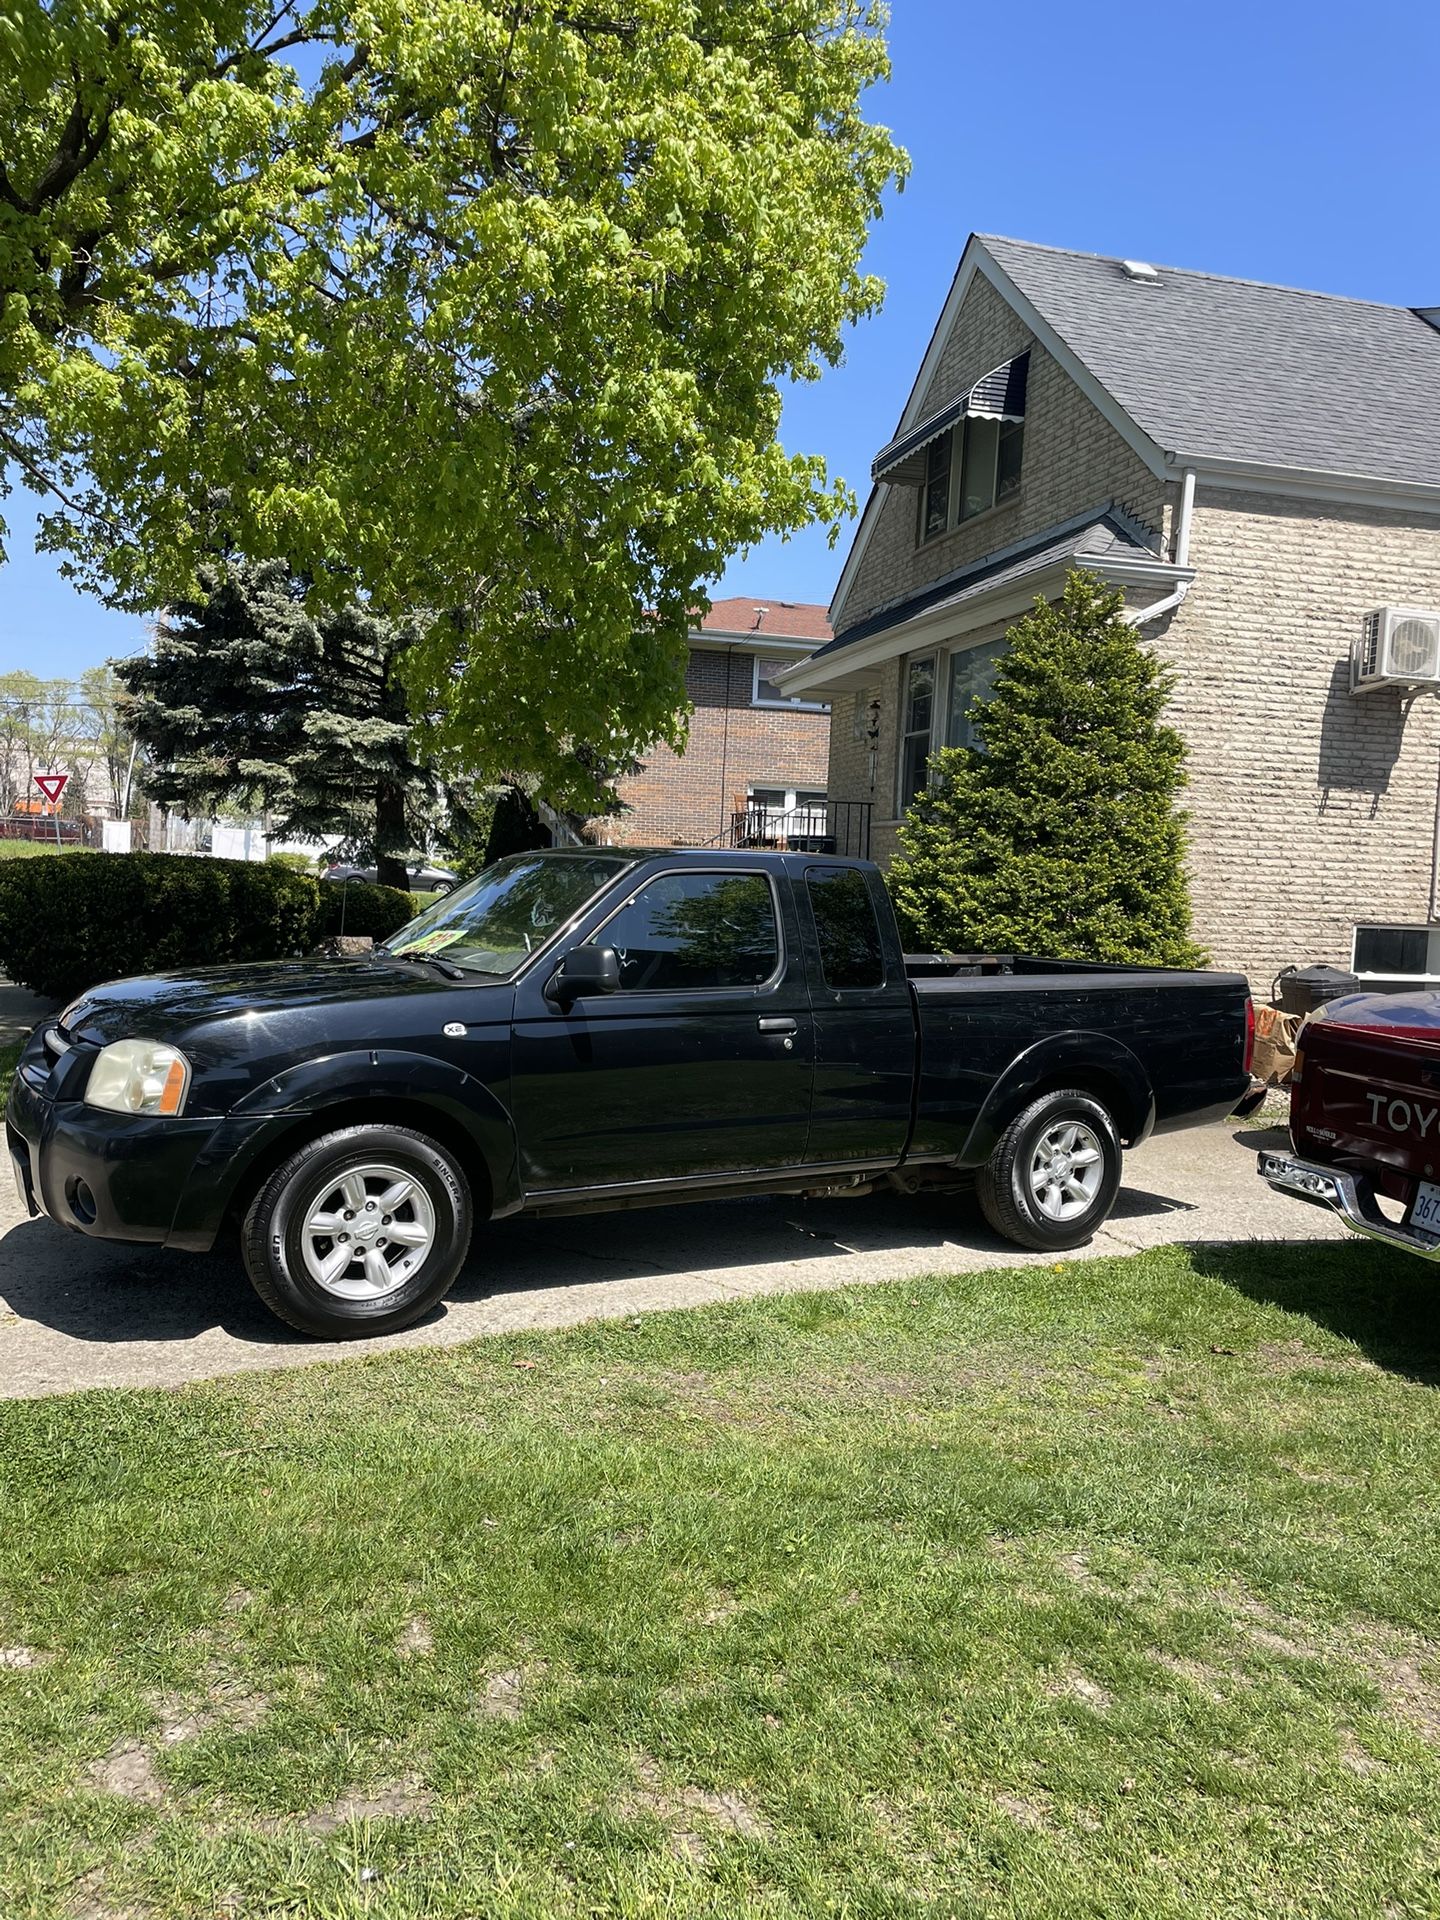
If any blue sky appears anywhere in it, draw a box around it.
[4,0,1438,677]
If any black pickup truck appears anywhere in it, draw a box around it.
[8,850,1252,1338]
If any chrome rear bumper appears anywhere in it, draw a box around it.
[1257,1150,1440,1263]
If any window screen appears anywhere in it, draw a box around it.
[807,867,885,989]
[1354,925,1430,974]
[596,872,779,991]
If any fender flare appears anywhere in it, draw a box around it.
[179,1049,523,1238]
[955,1030,1155,1169]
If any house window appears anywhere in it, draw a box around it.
[595,870,780,991]
[916,417,1025,546]
[945,637,1008,750]
[1353,924,1439,979]
[898,655,936,813]
[752,658,828,712]
[921,434,951,542]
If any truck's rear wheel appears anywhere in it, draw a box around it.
[241,1125,472,1338]
[977,1089,1121,1252]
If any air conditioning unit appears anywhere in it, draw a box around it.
[1352,608,1440,692]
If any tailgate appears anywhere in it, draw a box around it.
[1295,1025,1440,1178]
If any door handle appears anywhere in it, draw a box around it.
[758,1017,798,1034]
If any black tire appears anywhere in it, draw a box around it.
[976,1088,1122,1252]
[241,1124,473,1338]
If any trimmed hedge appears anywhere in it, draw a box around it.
[315,878,417,942]
[0,854,417,1001]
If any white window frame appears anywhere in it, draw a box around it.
[751,656,829,712]
[1351,922,1440,984]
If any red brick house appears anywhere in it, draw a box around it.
[595,598,842,849]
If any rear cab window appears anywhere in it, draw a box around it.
[806,866,885,990]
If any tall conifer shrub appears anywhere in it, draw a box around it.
[889,570,1205,967]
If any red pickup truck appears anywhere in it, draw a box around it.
[1259,990,1440,1256]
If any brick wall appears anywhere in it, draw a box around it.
[598,645,831,847]
[838,272,1174,633]
[1157,488,1440,988]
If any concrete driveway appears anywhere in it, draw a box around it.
[0,1112,1346,1401]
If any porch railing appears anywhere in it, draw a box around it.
[727,799,872,859]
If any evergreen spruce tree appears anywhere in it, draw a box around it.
[117,560,434,890]
[889,570,1205,967]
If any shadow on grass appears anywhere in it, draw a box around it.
[1189,1237,1440,1386]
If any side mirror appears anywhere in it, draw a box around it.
[544,944,621,1008]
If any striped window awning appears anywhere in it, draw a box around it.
[871,351,1029,485]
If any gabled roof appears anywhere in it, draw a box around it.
[828,233,1440,632]
[811,506,1174,659]
[694,597,832,643]
[979,235,1440,491]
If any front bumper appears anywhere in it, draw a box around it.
[1257,1149,1440,1263]
[7,1059,283,1253]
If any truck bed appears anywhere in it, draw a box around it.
[901,953,1251,1161]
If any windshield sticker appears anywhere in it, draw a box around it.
[394,927,468,956]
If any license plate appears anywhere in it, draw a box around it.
[1412,1180,1440,1237]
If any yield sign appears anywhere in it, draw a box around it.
[33,772,68,806]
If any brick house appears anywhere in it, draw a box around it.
[777,234,1440,990]
[595,598,837,850]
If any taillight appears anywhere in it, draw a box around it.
[1243,996,1256,1074]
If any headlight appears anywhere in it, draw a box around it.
[84,1040,191,1117]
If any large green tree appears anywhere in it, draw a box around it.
[889,571,1206,969]
[1,0,903,808]
[117,558,435,886]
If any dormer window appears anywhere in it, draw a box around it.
[870,352,1028,547]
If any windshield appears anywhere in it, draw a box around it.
[383,852,633,977]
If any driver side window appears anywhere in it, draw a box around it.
[592,871,780,992]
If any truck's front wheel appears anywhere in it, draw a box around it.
[241,1125,473,1339]
[977,1089,1121,1252]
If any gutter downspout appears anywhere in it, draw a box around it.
[1122,468,1196,627]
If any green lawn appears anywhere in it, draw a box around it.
[0,838,64,860]
[3,1241,1440,1917]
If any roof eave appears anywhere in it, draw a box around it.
[1175,454,1440,514]
[782,555,1193,696]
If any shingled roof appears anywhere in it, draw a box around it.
[695,597,832,643]
[811,508,1170,657]
[979,235,1440,489]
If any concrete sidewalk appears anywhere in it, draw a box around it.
[0,979,56,1049]
[0,1113,1346,1401]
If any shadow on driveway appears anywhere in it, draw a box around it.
[0,1159,1265,1364]
[0,1188,1007,1350]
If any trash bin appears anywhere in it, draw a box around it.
[1272,964,1359,1016]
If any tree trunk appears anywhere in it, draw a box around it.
[375,779,409,891]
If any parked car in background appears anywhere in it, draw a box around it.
[1260,989,1440,1259]
[9,850,1252,1340]
[324,860,457,894]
